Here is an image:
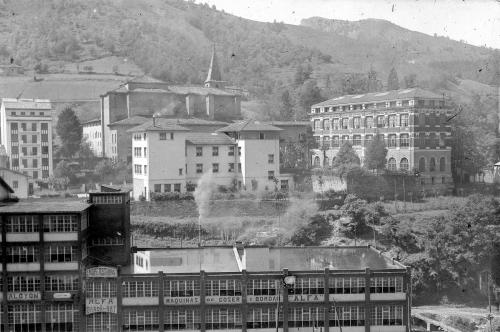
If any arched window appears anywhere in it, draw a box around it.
[419,158,426,172]
[313,156,321,168]
[324,157,330,168]
[387,158,397,171]
[439,157,446,172]
[400,158,409,172]
[429,157,436,172]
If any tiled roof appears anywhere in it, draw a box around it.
[217,119,282,132]
[1,98,52,110]
[82,118,101,125]
[186,132,235,145]
[127,76,164,84]
[127,118,191,133]
[0,200,92,213]
[312,88,445,108]
[108,116,148,127]
[264,121,310,126]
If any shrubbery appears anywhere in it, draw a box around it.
[150,192,194,201]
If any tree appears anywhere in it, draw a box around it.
[78,141,98,169]
[341,73,367,95]
[364,136,388,172]
[290,214,332,246]
[294,64,312,86]
[297,79,323,120]
[56,106,82,158]
[387,67,400,90]
[404,73,417,88]
[279,89,294,120]
[95,159,115,182]
[332,142,360,178]
[367,67,383,92]
[53,160,74,181]
[340,194,368,237]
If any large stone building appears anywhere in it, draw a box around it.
[130,119,292,200]
[82,118,103,157]
[0,188,411,332]
[97,47,242,160]
[0,98,54,182]
[310,88,453,193]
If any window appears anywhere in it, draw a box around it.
[440,157,446,172]
[12,180,18,189]
[353,117,361,128]
[144,147,147,157]
[196,146,203,156]
[365,135,373,146]
[314,120,321,130]
[288,307,325,328]
[164,184,171,193]
[370,305,403,326]
[280,180,289,190]
[341,135,349,145]
[212,146,219,156]
[124,310,159,332]
[388,134,397,148]
[387,158,397,171]
[228,146,235,156]
[45,275,79,291]
[323,119,330,130]
[331,136,339,147]
[174,184,181,192]
[329,306,365,327]
[164,280,200,297]
[196,164,203,174]
[42,146,49,155]
[87,312,118,331]
[289,278,324,295]
[238,163,241,173]
[205,279,242,297]
[91,195,124,205]
[134,164,142,174]
[8,275,41,292]
[418,158,426,172]
[400,134,409,148]
[86,280,117,298]
[329,277,365,294]
[341,118,349,129]
[44,244,77,262]
[45,303,79,332]
[400,158,409,172]
[322,136,330,147]
[332,118,339,130]
[238,146,241,156]
[259,132,265,139]
[365,116,374,128]
[165,309,201,331]
[31,123,37,131]
[7,215,39,232]
[21,123,26,131]
[429,157,436,172]
[353,135,361,146]
[370,276,403,293]
[43,215,78,232]
[123,281,159,298]
[268,171,275,180]
[144,165,147,175]
[21,135,27,143]
[134,147,141,157]
[206,309,242,330]
[212,163,219,173]
[376,115,385,128]
[179,168,183,176]
[313,157,320,167]
[268,154,274,164]
[400,114,409,127]
[159,132,167,140]
[154,184,161,193]
[247,308,282,329]
[8,304,42,332]
[228,163,235,173]
[7,246,39,263]
[32,135,37,143]
[388,115,397,127]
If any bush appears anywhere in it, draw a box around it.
[290,214,332,246]
[150,192,194,201]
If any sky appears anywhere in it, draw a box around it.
[199,0,500,49]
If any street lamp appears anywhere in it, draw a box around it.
[276,273,296,332]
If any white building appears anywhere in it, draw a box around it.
[0,98,53,182]
[130,118,292,200]
[82,118,102,157]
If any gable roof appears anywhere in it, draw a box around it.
[186,132,235,145]
[127,118,191,133]
[0,176,14,193]
[0,167,30,179]
[217,119,282,132]
[312,88,446,108]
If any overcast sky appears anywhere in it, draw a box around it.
[199,0,500,49]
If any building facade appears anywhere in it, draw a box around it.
[0,168,31,198]
[82,118,103,157]
[0,98,54,183]
[310,88,453,193]
[130,119,290,200]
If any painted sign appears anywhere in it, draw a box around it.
[53,293,72,300]
[247,295,282,303]
[7,292,41,301]
[206,296,242,304]
[86,266,118,278]
[86,298,117,315]
[288,294,325,302]
[164,296,200,305]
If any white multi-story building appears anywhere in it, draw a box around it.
[0,98,53,182]
[130,118,291,200]
[82,118,102,157]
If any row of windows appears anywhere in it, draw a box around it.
[10,134,48,144]
[418,156,447,172]
[153,183,182,193]
[2,274,78,292]
[196,146,239,157]
[316,133,447,148]
[133,147,147,158]
[10,122,49,131]
[86,281,117,298]
[11,146,50,155]
[123,281,159,298]
[134,164,147,175]
[91,195,124,204]
[133,133,147,141]
[11,158,50,170]
[91,237,124,246]
[9,110,48,116]
[312,99,445,113]
[5,245,78,263]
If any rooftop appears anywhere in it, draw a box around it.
[108,116,148,127]
[312,88,445,108]
[127,118,191,133]
[217,119,282,133]
[186,132,235,145]
[0,200,91,214]
[264,121,311,127]
[1,98,52,110]
[82,118,101,125]
[147,247,241,273]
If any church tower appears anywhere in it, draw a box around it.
[204,44,226,89]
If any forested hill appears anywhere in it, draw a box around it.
[0,0,498,96]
